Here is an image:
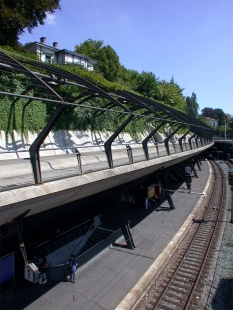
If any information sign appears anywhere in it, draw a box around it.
[147,185,155,199]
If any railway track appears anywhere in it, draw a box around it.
[136,160,229,310]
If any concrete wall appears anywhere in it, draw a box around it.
[0,129,168,160]
[0,142,213,225]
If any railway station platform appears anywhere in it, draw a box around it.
[1,160,212,310]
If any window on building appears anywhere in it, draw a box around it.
[45,56,51,64]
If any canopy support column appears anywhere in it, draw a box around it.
[119,199,135,249]
[29,104,68,184]
[178,130,190,152]
[142,121,166,160]
[104,115,134,168]
[164,125,183,155]
[188,134,196,150]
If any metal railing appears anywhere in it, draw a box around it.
[32,219,93,258]
[47,228,122,281]
[0,139,211,191]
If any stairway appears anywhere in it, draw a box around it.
[78,227,114,255]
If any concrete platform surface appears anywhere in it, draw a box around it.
[0,160,211,310]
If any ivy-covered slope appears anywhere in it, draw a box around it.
[0,47,188,138]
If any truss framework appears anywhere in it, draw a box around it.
[0,50,214,184]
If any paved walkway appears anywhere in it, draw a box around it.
[1,160,211,310]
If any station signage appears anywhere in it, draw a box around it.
[147,185,155,199]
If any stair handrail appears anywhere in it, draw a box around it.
[32,218,92,253]
[63,214,103,263]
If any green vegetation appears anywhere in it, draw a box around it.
[0,0,60,46]
[0,73,47,140]
[186,92,199,118]
[0,45,38,60]
[201,107,233,138]
[57,63,123,92]
[75,39,121,82]
[0,38,203,139]
[75,40,187,113]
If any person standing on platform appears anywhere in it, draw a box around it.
[39,256,48,284]
[67,254,78,283]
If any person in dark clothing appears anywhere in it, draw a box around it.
[39,256,48,284]
[67,254,78,283]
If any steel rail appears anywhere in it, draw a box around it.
[184,161,226,309]
[148,161,226,310]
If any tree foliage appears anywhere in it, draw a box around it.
[0,44,38,60]
[157,78,186,112]
[186,92,199,118]
[74,40,187,112]
[75,39,121,82]
[0,73,47,139]
[117,66,139,91]
[75,39,104,62]
[0,0,61,46]
[134,71,159,99]
[201,107,225,126]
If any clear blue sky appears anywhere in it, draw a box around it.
[19,0,233,115]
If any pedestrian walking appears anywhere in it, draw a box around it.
[39,256,48,284]
[67,254,78,283]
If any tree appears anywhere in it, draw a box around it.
[201,107,214,118]
[0,0,61,47]
[157,78,186,112]
[98,45,120,82]
[135,71,159,99]
[212,108,225,126]
[201,107,225,126]
[75,40,121,82]
[117,66,139,91]
[75,39,104,62]
[186,92,199,118]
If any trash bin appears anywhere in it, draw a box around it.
[24,263,40,284]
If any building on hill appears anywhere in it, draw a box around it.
[25,37,96,70]
[205,117,218,127]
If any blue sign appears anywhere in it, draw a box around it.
[0,253,14,295]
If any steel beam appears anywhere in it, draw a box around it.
[142,121,166,160]
[188,134,196,150]
[164,125,183,155]
[159,175,175,210]
[119,200,135,249]
[178,130,190,152]
[126,144,133,164]
[191,159,198,178]
[75,149,83,175]
[195,135,199,148]
[29,104,68,184]
[104,115,134,168]
[0,51,63,100]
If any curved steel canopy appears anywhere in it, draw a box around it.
[0,49,214,133]
[0,49,214,184]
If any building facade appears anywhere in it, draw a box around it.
[205,117,218,127]
[25,37,96,70]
